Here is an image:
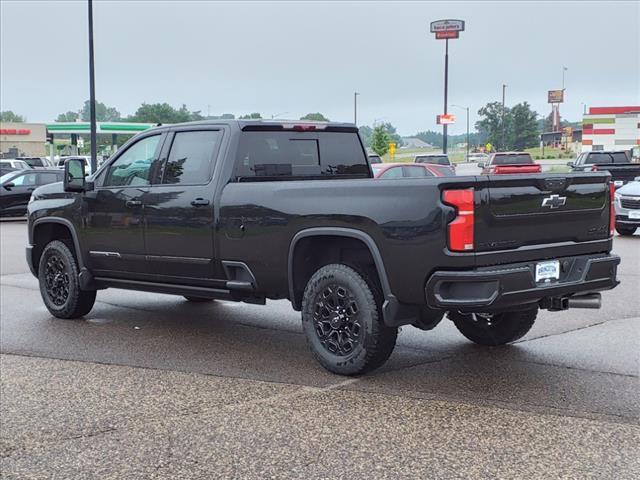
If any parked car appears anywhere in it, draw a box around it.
[372,162,453,178]
[1,169,64,217]
[415,153,455,171]
[57,156,93,175]
[569,151,640,188]
[367,154,382,164]
[26,120,620,375]
[0,159,31,171]
[467,152,489,163]
[613,177,640,235]
[17,157,49,169]
[480,152,542,174]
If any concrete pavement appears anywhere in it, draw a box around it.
[1,220,638,479]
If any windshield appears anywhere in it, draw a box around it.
[0,172,18,184]
[492,154,533,165]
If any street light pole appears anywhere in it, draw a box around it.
[88,0,97,173]
[353,92,359,125]
[443,38,449,154]
[501,84,507,151]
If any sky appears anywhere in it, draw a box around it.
[1,0,639,136]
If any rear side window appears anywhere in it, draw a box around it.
[235,131,368,180]
[379,167,404,179]
[492,154,533,165]
[162,130,221,184]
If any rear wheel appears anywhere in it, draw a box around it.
[38,240,96,319]
[183,296,214,303]
[449,308,537,346]
[615,224,637,236]
[301,264,397,375]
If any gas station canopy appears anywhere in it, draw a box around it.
[46,122,156,135]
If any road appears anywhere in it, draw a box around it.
[1,220,638,479]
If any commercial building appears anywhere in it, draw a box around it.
[581,106,640,152]
[0,122,46,158]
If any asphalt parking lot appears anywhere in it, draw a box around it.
[1,219,638,479]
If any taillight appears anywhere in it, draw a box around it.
[609,182,615,236]
[443,189,475,251]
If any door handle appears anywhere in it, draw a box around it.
[191,198,210,207]
[125,199,143,208]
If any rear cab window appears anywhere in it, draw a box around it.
[416,155,450,165]
[492,154,533,165]
[235,129,369,181]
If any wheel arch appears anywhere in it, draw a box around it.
[31,218,84,273]
[287,227,392,311]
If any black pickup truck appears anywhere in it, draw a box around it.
[26,120,620,375]
[569,150,640,188]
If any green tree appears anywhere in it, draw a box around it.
[358,125,373,148]
[380,122,403,147]
[371,125,391,156]
[239,112,262,119]
[80,100,121,122]
[476,102,511,151]
[510,102,539,150]
[0,110,26,122]
[300,112,329,122]
[56,111,79,122]
[127,103,202,123]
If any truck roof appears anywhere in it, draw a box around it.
[146,119,358,133]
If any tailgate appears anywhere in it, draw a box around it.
[493,164,542,174]
[474,173,611,252]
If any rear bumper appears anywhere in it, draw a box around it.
[425,253,620,312]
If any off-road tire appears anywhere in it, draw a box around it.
[301,263,397,375]
[450,308,537,346]
[38,240,96,319]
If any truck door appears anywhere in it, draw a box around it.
[142,127,223,284]
[84,132,165,277]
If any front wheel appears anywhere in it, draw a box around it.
[449,308,537,346]
[301,264,397,376]
[615,224,637,236]
[38,240,96,319]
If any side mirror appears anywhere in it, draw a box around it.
[3,182,15,190]
[477,162,485,169]
[566,162,574,168]
[64,158,86,192]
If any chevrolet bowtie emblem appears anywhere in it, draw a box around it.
[541,194,567,209]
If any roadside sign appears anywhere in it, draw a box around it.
[435,31,459,40]
[437,114,456,125]
[388,142,396,159]
[548,90,564,104]
[430,19,465,33]
[486,143,492,152]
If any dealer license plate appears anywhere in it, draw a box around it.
[629,211,640,220]
[536,260,560,282]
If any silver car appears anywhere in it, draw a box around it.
[614,178,640,236]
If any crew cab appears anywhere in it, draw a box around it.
[26,120,620,375]
[480,152,542,174]
[569,150,640,188]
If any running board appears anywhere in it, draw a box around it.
[93,277,235,300]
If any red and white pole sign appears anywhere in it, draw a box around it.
[430,19,465,40]
[437,114,456,125]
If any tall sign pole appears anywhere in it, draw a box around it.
[431,19,464,155]
[88,0,97,173]
[354,91,359,125]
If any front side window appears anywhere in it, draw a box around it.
[162,130,221,184]
[103,135,161,187]
[10,172,38,186]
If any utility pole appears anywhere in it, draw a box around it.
[443,38,449,154]
[88,0,97,173]
[353,92,359,125]
[501,84,507,151]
